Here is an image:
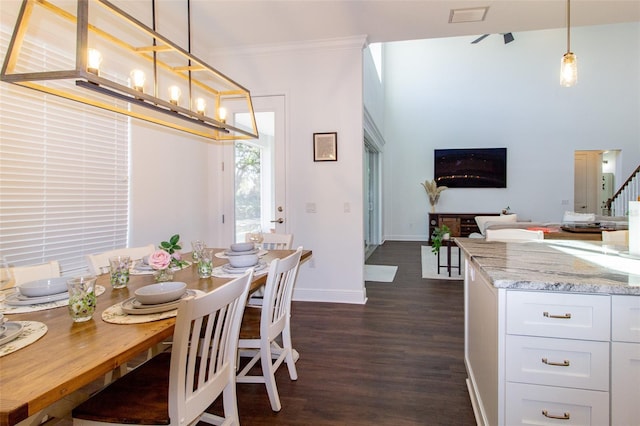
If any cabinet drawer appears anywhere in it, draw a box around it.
[507,291,610,340]
[506,335,609,391]
[611,295,640,343]
[506,382,609,426]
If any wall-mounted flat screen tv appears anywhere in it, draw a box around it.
[434,148,507,188]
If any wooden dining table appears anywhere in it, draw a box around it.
[0,249,311,426]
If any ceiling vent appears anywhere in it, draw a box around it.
[449,7,489,24]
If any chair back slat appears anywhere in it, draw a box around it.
[261,248,303,337]
[246,233,294,250]
[169,270,252,425]
[9,261,60,289]
[86,244,155,275]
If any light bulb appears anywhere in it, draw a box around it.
[195,98,206,114]
[560,52,577,87]
[218,107,227,123]
[168,86,181,105]
[130,69,146,92]
[87,48,102,75]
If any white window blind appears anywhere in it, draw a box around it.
[0,26,129,275]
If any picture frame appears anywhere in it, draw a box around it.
[313,132,338,162]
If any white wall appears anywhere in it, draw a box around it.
[204,38,368,304]
[382,23,640,241]
[0,0,367,304]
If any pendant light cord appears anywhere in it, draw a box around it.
[187,0,192,102]
[152,0,158,97]
[566,0,571,53]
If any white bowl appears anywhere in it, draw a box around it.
[19,277,68,297]
[228,254,259,268]
[230,242,254,252]
[134,282,187,305]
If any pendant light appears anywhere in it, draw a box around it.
[560,0,577,87]
[1,0,259,141]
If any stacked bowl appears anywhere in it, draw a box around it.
[223,243,265,274]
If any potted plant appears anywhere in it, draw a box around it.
[431,224,451,255]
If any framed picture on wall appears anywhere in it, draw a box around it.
[313,132,338,162]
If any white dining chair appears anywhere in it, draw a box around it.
[72,269,253,426]
[85,244,155,275]
[236,247,303,412]
[245,232,293,250]
[245,233,294,306]
[485,228,544,241]
[8,261,61,289]
[602,230,629,244]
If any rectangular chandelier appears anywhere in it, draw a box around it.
[1,0,259,141]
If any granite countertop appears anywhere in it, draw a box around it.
[455,238,640,295]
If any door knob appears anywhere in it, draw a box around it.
[270,218,284,224]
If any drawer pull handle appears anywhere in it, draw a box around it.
[543,311,572,319]
[542,410,570,420]
[542,358,570,367]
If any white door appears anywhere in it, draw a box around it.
[574,150,600,214]
[222,96,286,243]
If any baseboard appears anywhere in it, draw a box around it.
[383,235,429,241]
[466,378,483,426]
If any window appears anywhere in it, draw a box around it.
[0,26,129,275]
[369,42,383,82]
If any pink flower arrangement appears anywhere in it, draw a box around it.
[148,249,172,270]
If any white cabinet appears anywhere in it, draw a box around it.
[464,260,640,426]
[505,335,609,390]
[506,291,610,341]
[504,291,610,425]
[611,296,640,426]
[506,383,610,426]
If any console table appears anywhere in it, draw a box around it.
[428,213,499,244]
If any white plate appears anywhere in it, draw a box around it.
[121,290,195,315]
[18,277,68,297]
[4,291,69,306]
[0,325,6,337]
[222,262,267,274]
[0,322,24,346]
[132,261,154,272]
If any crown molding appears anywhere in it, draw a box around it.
[211,35,368,58]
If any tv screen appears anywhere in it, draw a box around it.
[434,148,507,188]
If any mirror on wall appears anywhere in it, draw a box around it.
[574,150,621,215]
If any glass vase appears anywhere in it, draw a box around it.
[67,275,97,322]
[154,268,173,282]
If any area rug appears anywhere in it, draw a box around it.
[364,265,398,283]
[421,246,464,280]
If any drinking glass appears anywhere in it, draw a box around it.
[197,248,214,279]
[67,275,97,322]
[0,256,13,290]
[191,240,206,262]
[109,255,131,289]
[247,226,264,249]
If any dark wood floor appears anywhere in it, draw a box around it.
[216,240,476,425]
[52,241,475,425]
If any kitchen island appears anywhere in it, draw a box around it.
[456,238,640,426]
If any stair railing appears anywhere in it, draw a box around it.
[605,165,640,216]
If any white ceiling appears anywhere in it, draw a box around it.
[2,1,639,50]
[142,0,640,49]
